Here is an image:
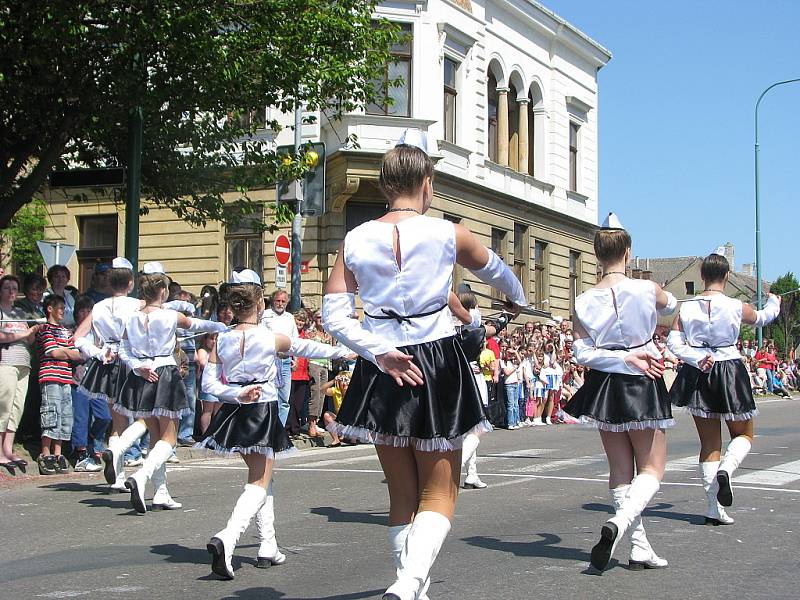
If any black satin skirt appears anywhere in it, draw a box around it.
[564,369,674,431]
[670,359,757,421]
[78,358,127,403]
[333,336,489,450]
[197,400,296,458]
[114,365,189,420]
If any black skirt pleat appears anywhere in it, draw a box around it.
[197,401,295,456]
[670,359,757,420]
[114,365,189,419]
[336,335,485,441]
[78,359,127,403]
[564,369,674,431]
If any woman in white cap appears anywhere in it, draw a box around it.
[115,262,228,513]
[73,258,147,491]
[564,213,677,572]
[667,252,780,526]
[198,270,350,580]
[323,129,526,600]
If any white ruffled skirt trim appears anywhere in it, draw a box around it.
[684,407,758,421]
[327,419,493,452]
[112,405,191,420]
[195,438,299,459]
[578,416,676,432]
[76,385,114,403]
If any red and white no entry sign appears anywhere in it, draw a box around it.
[274,234,291,266]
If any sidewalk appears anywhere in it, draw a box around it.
[0,431,333,485]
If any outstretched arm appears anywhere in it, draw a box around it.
[742,293,781,326]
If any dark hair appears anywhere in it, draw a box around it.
[700,253,730,284]
[457,291,478,310]
[594,229,632,265]
[108,267,133,293]
[199,285,218,320]
[22,273,46,293]
[0,274,21,291]
[139,273,169,302]
[228,284,263,317]
[379,145,434,202]
[216,300,232,317]
[74,294,94,314]
[44,294,65,311]
[46,264,70,285]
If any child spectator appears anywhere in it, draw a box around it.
[37,295,82,475]
[70,295,111,472]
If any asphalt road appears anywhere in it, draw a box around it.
[2,396,799,600]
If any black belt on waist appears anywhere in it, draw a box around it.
[600,338,653,352]
[229,380,268,386]
[133,353,173,359]
[364,304,446,325]
[689,342,735,352]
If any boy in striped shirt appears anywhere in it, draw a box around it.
[37,294,82,475]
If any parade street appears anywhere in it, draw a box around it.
[2,397,798,600]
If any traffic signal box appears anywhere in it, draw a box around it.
[276,142,326,217]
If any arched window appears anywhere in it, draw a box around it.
[487,73,498,162]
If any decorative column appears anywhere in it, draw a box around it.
[517,98,530,175]
[496,87,509,166]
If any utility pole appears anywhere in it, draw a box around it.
[125,105,143,273]
[289,100,304,312]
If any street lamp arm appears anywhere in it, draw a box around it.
[754,77,800,349]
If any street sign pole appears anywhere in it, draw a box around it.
[289,98,304,312]
[125,105,143,274]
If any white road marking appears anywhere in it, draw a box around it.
[480,448,557,459]
[288,454,379,469]
[511,455,607,474]
[733,459,800,486]
[664,455,700,472]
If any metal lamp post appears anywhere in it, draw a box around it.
[754,78,800,348]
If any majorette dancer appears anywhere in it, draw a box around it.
[322,130,526,600]
[564,213,677,572]
[115,262,228,513]
[667,250,780,525]
[198,270,351,580]
[72,257,146,492]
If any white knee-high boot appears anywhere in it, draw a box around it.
[151,463,182,510]
[103,421,147,489]
[388,524,430,600]
[699,461,734,525]
[717,436,751,507]
[208,484,267,580]
[461,434,486,489]
[383,511,451,600]
[255,482,286,567]
[591,473,660,572]
[610,485,668,569]
[125,440,172,514]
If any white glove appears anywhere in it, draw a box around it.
[288,337,352,360]
[164,300,196,315]
[472,249,528,307]
[118,337,149,374]
[200,361,241,403]
[754,295,780,327]
[666,330,709,369]
[572,337,641,376]
[322,293,396,368]
[74,334,105,361]
[187,318,229,333]
[461,308,482,331]
[658,292,678,316]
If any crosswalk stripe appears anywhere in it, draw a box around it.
[664,455,699,472]
[732,459,800,486]
[510,454,607,474]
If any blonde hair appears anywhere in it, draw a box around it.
[227,283,263,317]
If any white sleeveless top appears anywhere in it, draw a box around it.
[89,296,141,350]
[575,278,659,357]
[215,328,278,404]
[124,309,178,369]
[344,215,456,346]
[678,294,743,362]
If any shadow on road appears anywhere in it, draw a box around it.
[40,481,104,493]
[310,506,388,526]
[581,501,706,525]
[462,532,590,563]
[220,587,385,600]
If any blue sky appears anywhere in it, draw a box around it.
[542,0,800,281]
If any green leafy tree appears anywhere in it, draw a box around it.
[765,273,799,357]
[0,1,401,229]
[0,199,47,274]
